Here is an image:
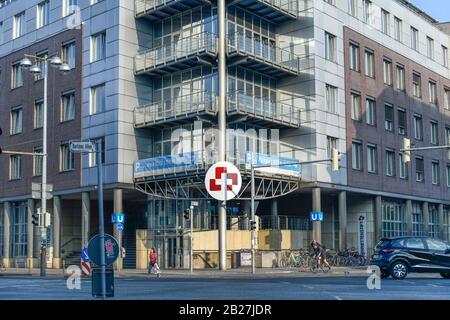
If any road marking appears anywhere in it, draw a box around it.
[428,284,442,288]
[334,296,343,300]
[303,285,314,289]
[280,281,291,285]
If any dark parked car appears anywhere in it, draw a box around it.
[370,236,450,279]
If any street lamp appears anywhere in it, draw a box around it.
[20,54,71,277]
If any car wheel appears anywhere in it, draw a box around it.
[440,272,450,279]
[390,261,408,279]
[381,270,390,279]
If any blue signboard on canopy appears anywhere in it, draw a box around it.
[134,152,200,179]
[245,152,301,177]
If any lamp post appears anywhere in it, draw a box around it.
[20,54,71,277]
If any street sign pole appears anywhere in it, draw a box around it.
[251,163,255,275]
[190,205,193,273]
[96,140,106,300]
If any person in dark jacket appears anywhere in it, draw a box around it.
[311,240,331,269]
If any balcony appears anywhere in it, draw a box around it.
[134,91,217,128]
[227,32,300,77]
[230,0,298,23]
[135,32,217,76]
[135,0,211,20]
[227,91,300,128]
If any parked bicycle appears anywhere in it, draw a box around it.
[0,261,6,272]
[279,249,311,268]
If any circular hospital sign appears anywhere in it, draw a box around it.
[205,161,242,201]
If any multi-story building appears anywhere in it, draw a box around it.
[0,0,449,270]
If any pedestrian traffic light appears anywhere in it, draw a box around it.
[403,138,411,163]
[183,208,190,220]
[250,220,256,231]
[32,211,39,226]
[331,148,340,172]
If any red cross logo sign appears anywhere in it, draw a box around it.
[205,161,242,201]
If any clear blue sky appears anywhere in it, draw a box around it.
[410,0,450,22]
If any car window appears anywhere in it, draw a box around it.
[405,238,425,249]
[425,239,447,251]
[391,239,405,248]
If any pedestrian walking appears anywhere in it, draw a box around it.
[148,247,161,277]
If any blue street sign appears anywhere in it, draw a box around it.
[111,213,125,224]
[82,247,89,262]
[117,223,124,232]
[310,211,324,221]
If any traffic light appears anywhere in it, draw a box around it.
[250,220,256,231]
[331,148,340,172]
[183,208,190,220]
[403,138,411,163]
[32,211,39,226]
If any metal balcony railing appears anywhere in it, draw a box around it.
[228,32,300,76]
[135,32,217,75]
[134,91,217,127]
[135,0,210,19]
[227,90,301,127]
[232,0,298,22]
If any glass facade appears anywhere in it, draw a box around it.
[10,202,27,258]
[429,205,438,238]
[412,202,424,236]
[382,200,406,238]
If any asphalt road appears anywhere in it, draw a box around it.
[0,274,449,300]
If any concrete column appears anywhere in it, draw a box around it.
[52,196,61,269]
[2,202,11,268]
[312,188,322,243]
[338,191,347,250]
[271,199,278,229]
[375,196,382,242]
[81,192,90,248]
[423,202,429,236]
[438,203,444,239]
[405,200,413,236]
[27,199,35,269]
[113,188,123,271]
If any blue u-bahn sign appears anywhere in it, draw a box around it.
[310,211,324,221]
[111,213,125,224]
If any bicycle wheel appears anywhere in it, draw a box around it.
[310,260,318,273]
[358,256,367,266]
[321,263,331,273]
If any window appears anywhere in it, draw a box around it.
[89,137,106,167]
[63,0,78,17]
[386,149,395,177]
[399,153,407,179]
[348,0,357,17]
[446,127,450,160]
[413,114,422,140]
[406,237,424,249]
[382,201,405,238]
[383,59,392,86]
[429,206,438,238]
[366,97,376,125]
[60,143,74,171]
[445,88,450,110]
[10,155,22,180]
[61,91,75,122]
[352,140,362,170]
[35,51,48,81]
[11,203,28,258]
[91,31,106,62]
[415,156,424,182]
[385,103,393,131]
[411,27,418,51]
[367,144,377,173]
[37,1,50,29]
[12,63,23,89]
[426,238,447,250]
[33,147,43,176]
[0,22,3,45]
[363,0,372,24]
[90,84,106,114]
[325,32,337,62]
[325,84,337,113]
[349,42,360,71]
[430,121,438,145]
[427,37,434,60]
[447,165,450,187]
[364,49,374,77]
[396,64,405,91]
[351,91,361,121]
[394,17,402,42]
[34,99,43,129]
[381,10,390,35]
[412,202,424,236]
[91,0,104,4]
[62,41,76,69]
[412,72,421,98]
[443,46,449,68]
[428,81,437,105]
[444,208,450,241]
[398,108,407,135]
[327,136,337,159]
[13,12,25,39]
[431,160,439,185]
[10,107,23,135]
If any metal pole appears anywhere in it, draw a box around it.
[218,0,227,271]
[190,205,193,273]
[40,62,48,277]
[96,141,106,299]
[251,164,255,274]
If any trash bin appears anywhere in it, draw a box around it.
[232,252,240,269]
[92,267,114,298]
